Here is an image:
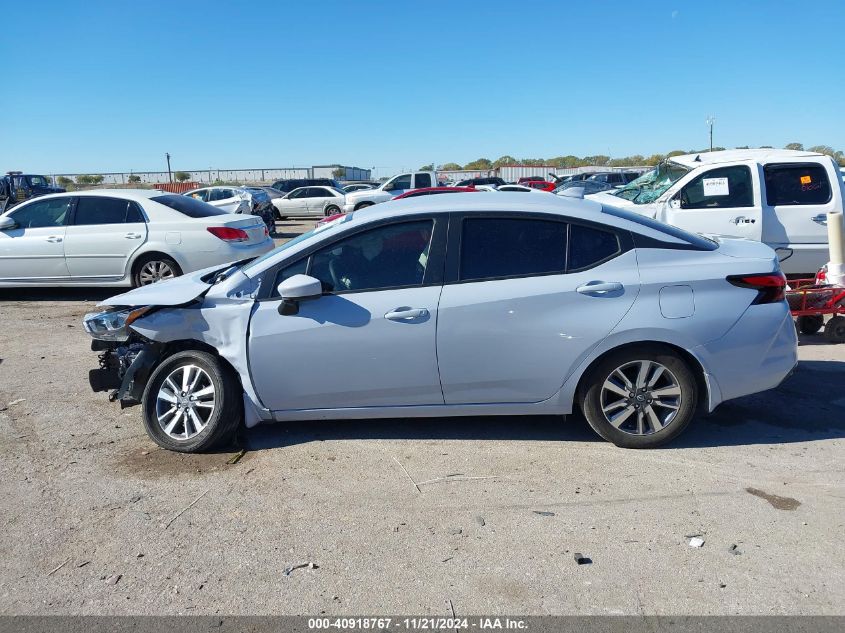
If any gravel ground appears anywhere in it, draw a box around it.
[0,219,843,615]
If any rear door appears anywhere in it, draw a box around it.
[304,187,334,215]
[64,196,148,279]
[760,160,838,274]
[0,197,72,281]
[436,214,640,404]
[661,163,762,243]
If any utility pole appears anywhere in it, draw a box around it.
[165,152,172,182]
[706,115,715,152]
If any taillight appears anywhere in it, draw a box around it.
[207,226,249,242]
[727,272,787,304]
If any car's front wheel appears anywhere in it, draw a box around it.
[141,350,243,453]
[324,204,340,216]
[580,346,698,448]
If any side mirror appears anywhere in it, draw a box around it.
[0,216,16,231]
[276,274,323,315]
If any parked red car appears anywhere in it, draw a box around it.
[520,180,557,192]
[392,186,478,199]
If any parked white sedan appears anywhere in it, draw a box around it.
[272,186,346,219]
[0,190,273,287]
[183,186,252,214]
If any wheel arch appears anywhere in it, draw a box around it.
[128,248,186,280]
[572,340,712,415]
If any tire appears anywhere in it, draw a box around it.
[324,205,340,217]
[141,350,243,453]
[354,202,374,211]
[797,315,824,335]
[580,345,698,449]
[132,254,182,288]
[824,315,845,344]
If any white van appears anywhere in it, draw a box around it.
[588,149,844,275]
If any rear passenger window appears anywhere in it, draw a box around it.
[415,173,432,188]
[568,224,620,270]
[764,163,832,206]
[460,218,567,281]
[74,197,139,225]
[680,165,753,209]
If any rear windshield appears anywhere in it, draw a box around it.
[151,194,229,218]
[601,205,718,250]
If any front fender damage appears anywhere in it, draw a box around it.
[126,300,272,425]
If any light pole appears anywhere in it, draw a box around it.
[165,152,172,183]
[706,115,715,152]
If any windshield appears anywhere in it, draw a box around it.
[28,175,50,187]
[241,213,355,274]
[611,161,689,205]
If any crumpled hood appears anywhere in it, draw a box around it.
[97,263,230,307]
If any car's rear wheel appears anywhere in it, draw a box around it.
[797,315,824,335]
[824,316,845,343]
[141,350,242,453]
[133,255,181,287]
[581,346,698,448]
[324,204,340,216]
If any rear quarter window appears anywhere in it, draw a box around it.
[151,194,229,218]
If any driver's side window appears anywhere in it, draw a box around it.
[11,198,71,228]
[680,165,753,209]
[283,220,434,294]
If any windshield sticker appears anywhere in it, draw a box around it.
[702,177,729,197]
[800,175,812,185]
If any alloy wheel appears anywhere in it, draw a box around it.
[155,365,216,440]
[138,260,176,285]
[599,360,682,435]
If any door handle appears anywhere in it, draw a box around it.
[731,216,756,224]
[812,214,828,225]
[576,281,623,295]
[385,307,429,321]
[46,236,63,243]
[124,232,143,239]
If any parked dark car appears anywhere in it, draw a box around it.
[270,178,343,194]
[552,180,616,195]
[455,176,506,187]
[243,187,276,233]
[587,172,642,186]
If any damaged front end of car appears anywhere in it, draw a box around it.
[83,306,164,407]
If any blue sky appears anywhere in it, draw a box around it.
[3,0,844,176]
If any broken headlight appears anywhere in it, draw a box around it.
[83,307,152,342]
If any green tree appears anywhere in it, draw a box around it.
[808,145,835,156]
[331,167,346,179]
[644,154,664,165]
[57,176,74,187]
[439,162,463,171]
[91,175,105,185]
[174,171,191,182]
[418,164,434,171]
[492,155,518,168]
[463,158,493,170]
[666,150,686,158]
[127,174,141,183]
[784,142,804,151]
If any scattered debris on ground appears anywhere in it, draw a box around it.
[284,562,318,576]
[227,449,247,465]
[573,552,592,565]
[689,537,706,548]
[746,487,801,511]
[533,511,555,517]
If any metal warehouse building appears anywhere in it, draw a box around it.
[52,165,371,185]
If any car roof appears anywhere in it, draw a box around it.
[10,188,170,202]
[669,148,824,168]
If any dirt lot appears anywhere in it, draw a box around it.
[1,219,844,615]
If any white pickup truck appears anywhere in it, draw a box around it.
[588,149,844,275]
[342,171,436,212]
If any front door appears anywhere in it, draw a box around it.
[661,163,763,243]
[248,217,445,411]
[64,196,148,279]
[437,216,640,404]
[0,197,72,281]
